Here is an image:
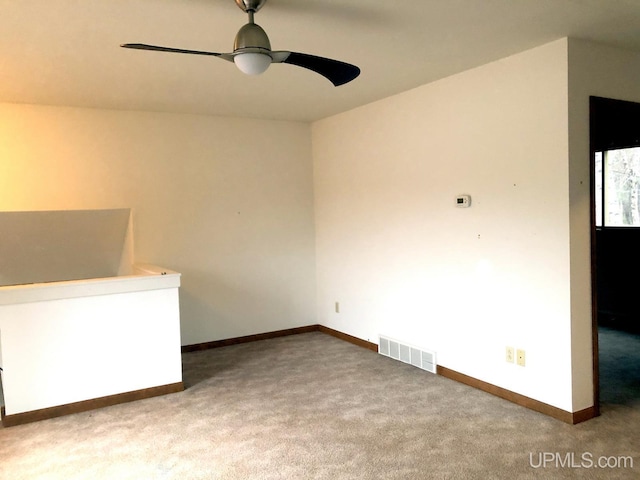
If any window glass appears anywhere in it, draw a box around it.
[604,147,640,226]
[595,151,603,227]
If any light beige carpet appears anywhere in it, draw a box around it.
[1,332,638,479]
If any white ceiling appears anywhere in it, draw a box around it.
[3,0,640,122]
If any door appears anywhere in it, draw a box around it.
[590,96,640,412]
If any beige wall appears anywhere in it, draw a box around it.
[0,104,317,345]
[312,39,575,411]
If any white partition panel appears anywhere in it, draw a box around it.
[0,272,182,416]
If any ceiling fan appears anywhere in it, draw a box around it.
[121,0,361,87]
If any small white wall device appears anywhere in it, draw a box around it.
[456,195,471,208]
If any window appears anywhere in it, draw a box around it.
[594,147,640,227]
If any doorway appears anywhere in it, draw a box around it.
[590,96,640,413]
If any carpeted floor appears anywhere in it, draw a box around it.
[1,331,639,479]
[598,326,640,407]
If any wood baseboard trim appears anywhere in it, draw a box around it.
[182,324,379,353]
[316,325,379,352]
[571,406,598,424]
[1,382,184,428]
[437,366,596,424]
[181,325,320,352]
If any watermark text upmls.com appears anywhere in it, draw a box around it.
[529,452,634,469]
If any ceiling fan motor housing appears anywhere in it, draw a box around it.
[234,22,271,52]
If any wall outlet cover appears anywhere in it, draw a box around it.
[516,349,526,367]
[506,346,514,363]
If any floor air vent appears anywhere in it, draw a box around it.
[379,335,437,374]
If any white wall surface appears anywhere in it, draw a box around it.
[0,105,317,345]
[312,39,575,411]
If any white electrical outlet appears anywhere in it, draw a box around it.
[506,346,514,363]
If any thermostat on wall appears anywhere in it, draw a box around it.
[456,195,471,208]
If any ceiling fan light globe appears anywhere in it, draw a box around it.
[234,52,271,75]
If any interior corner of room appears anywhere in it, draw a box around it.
[2,36,640,427]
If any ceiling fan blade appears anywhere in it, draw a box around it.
[273,51,360,86]
[121,43,233,62]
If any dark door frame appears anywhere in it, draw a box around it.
[589,95,640,415]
